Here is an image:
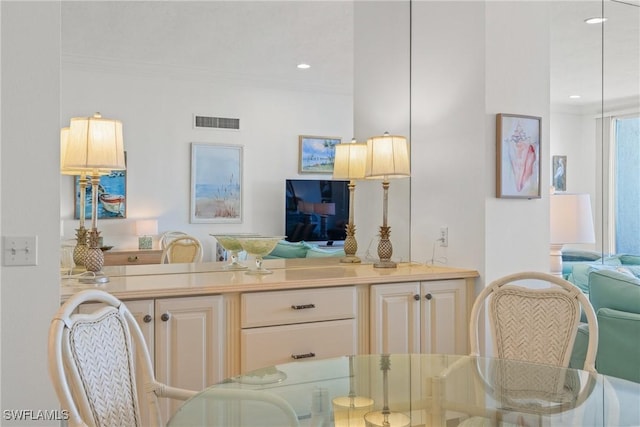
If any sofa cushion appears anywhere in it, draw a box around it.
[266,240,309,259]
[620,254,640,265]
[568,258,624,293]
[304,245,345,258]
[562,249,601,262]
[589,269,640,315]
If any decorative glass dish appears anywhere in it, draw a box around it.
[236,236,285,275]
[211,234,260,270]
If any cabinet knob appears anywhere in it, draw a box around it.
[414,294,420,301]
[425,293,433,300]
[161,313,170,322]
[143,314,152,323]
[127,256,139,263]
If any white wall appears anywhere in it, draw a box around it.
[1,1,61,423]
[410,1,551,284]
[354,1,411,263]
[60,59,354,260]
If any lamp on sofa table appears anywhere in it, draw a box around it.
[364,133,410,268]
[63,113,126,283]
[549,192,595,277]
[333,139,367,263]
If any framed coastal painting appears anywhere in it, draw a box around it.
[298,135,341,174]
[496,114,542,199]
[190,143,242,223]
[552,155,567,192]
[74,155,127,220]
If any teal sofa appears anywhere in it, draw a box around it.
[571,267,640,383]
[264,240,345,259]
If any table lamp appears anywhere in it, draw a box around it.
[333,140,367,263]
[136,219,158,249]
[549,193,595,277]
[63,113,126,283]
[364,133,410,268]
[60,127,110,268]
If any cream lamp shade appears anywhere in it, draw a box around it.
[549,193,595,277]
[550,193,595,244]
[62,113,126,174]
[364,133,410,179]
[136,219,159,237]
[333,142,367,180]
[61,127,111,176]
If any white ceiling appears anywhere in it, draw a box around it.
[61,1,639,113]
[550,0,640,112]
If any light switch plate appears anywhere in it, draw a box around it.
[3,236,38,266]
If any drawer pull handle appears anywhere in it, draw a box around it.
[291,304,316,310]
[143,315,152,323]
[128,256,139,262]
[291,352,316,360]
[425,293,433,300]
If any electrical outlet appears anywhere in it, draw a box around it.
[3,236,38,266]
[439,227,448,247]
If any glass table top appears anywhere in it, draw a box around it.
[167,354,640,427]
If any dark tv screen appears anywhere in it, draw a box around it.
[285,179,349,244]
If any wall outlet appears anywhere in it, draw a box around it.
[439,227,448,247]
[3,236,38,266]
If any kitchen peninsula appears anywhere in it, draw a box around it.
[61,259,478,421]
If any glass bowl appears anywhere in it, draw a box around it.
[236,236,285,275]
[211,234,260,270]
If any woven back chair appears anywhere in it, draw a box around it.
[433,272,600,426]
[470,271,598,372]
[49,290,301,427]
[48,289,196,427]
[161,235,203,264]
[159,231,188,250]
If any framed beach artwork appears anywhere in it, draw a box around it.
[74,155,127,220]
[552,155,567,192]
[190,143,242,223]
[496,114,542,199]
[298,135,341,174]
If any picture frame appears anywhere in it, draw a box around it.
[190,143,242,223]
[552,155,567,192]
[496,113,542,199]
[74,153,127,220]
[298,135,341,174]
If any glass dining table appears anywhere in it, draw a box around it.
[167,354,640,427]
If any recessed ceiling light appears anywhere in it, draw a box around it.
[569,95,581,99]
[297,63,311,69]
[584,17,607,24]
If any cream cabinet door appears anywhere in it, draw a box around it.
[420,280,468,355]
[370,280,469,356]
[370,282,421,354]
[155,295,225,422]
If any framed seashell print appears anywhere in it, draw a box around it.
[496,113,542,199]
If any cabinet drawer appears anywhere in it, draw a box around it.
[103,249,163,266]
[241,319,356,372]
[241,286,356,328]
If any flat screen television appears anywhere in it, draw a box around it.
[285,179,349,245]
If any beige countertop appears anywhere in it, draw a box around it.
[61,258,479,301]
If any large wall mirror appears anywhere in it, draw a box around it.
[550,0,639,260]
[60,1,412,261]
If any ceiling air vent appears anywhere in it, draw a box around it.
[193,115,240,130]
